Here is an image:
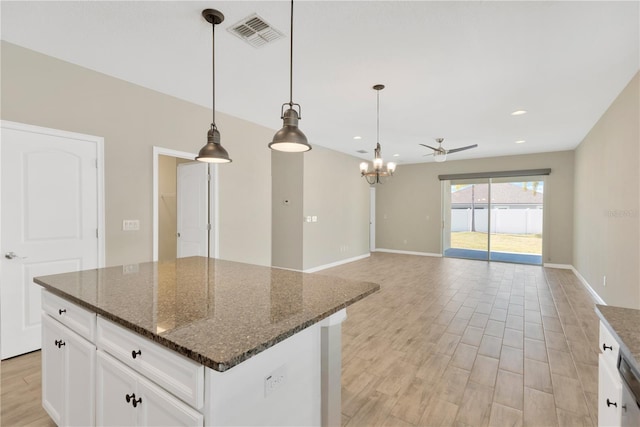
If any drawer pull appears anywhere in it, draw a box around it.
[131,350,141,359]
[606,398,617,408]
[58,309,66,315]
[125,393,142,408]
[54,339,65,348]
[603,343,613,351]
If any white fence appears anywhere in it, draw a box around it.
[451,208,542,234]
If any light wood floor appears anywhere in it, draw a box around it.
[325,253,600,427]
[0,253,600,426]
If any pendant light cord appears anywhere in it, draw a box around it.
[289,0,294,106]
[212,19,216,126]
[376,89,380,144]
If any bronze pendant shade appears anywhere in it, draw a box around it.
[269,0,311,153]
[196,9,232,163]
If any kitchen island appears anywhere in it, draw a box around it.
[35,256,379,426]
[595,305,640,427]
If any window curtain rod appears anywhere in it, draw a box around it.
[438,168,551,181]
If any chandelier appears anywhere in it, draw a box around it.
[359,84,396,184]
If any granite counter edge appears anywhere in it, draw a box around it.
[36,279,380,372]
[595,305,640,373]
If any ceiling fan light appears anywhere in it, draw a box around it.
[269,108,311,152]
[434,153,447,163]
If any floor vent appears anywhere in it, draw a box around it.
[228,14,284,48]
[356,150,368,154]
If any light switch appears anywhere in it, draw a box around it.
[306,216,312,222]
[122,219,140,231]
[311,216,318,222]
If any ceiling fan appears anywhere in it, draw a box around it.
[419,138,478,162]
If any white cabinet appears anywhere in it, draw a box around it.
[97,316,204,409]
[598,321,623,427]
[96,351,203,427]
[598,353,622,427]
[42,313,96,426]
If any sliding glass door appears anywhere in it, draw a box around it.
[443,175,544,265]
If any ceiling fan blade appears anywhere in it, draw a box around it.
[419,144,439,151]
[446,144,478,154]
[423,152,435,157]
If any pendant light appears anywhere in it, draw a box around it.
[268,0,311,153]
[196,9,232,163]
[359,84,396,184]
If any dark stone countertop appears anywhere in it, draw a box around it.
[596,304,640,371]
[35,257,379,372]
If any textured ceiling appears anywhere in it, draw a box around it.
[2,1,638,164]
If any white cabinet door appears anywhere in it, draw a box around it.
[97,350,203,427]
[42,315,64,426]
[65,325,96,426]
[138,377,203,427]
[599,353,622,427]
[96,351,137,426]
[42,314,96,426]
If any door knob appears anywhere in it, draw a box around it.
[4,252,23,260]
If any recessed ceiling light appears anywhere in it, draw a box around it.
[515,140,526,144]
[353,136,362,140]
[511,110,527,116]
[393,154,400,157]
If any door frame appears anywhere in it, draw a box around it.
[369,187,376,252]
[152,146,219,261]
[0,120,106,268]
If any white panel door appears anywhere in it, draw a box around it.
[1,122,100,359]
[176,162,208,258]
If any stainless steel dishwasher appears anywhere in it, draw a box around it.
[618,353,640,426]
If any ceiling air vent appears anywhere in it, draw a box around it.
[356,150,368,154]
[228,14,284,48]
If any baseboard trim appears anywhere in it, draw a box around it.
[303,253,371,273]
[374,249,442,258]
[543,263,572,269]
[570,266,607,305]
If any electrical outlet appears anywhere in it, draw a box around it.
[264,365,286,397]
[603,275,607,287]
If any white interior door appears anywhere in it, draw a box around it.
[176,162,208,258]
[1,122,101,359]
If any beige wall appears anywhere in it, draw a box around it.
[158,155,178,261]
[271,151,304,270]
[1,42,272,267]
[375,151,575,264]
[302,146,370,270]
[574,72,640,309]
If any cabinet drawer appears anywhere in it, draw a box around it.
[598,353,622,427]
[42,290,96,342]
[97,316,204,409]
[599,321,619,366]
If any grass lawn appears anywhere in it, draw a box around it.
[451,231,542,254]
